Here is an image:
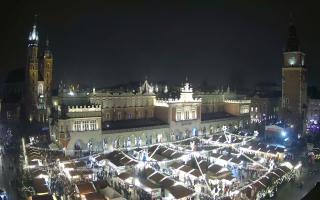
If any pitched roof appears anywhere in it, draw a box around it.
[93,180,109,190]
[33,178,49,194]
[169,162,183,169]
[31,195,54,200]
[168,185,194,199]
[149,172,165,183]
[76,182,96,195]
[84,192,106,200]
[159,178,175,189]
[118,172,131,181]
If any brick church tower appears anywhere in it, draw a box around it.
[25,16,54,123]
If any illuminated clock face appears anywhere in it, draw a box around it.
[289,57,296,66]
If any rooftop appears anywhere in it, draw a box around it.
[103,118,168,131]
[201,112,236,121]
[76,182,96,195]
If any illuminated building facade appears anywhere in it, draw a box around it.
[250,95,280,124]
[50,80,250,154]
[306,99,320,134]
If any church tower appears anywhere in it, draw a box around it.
[281,20,307,135]
[26,18,39,121]
[43,38,53,108]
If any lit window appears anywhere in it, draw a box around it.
[185,111,189,120]
[90,120,96,130]
[84,121,89,131]
[177,112,181,121]
[251,107,253,112]
[255,107,258,112]
[74,121,81,131]
[192,110,196,119]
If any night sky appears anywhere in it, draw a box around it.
[0,0,319,89]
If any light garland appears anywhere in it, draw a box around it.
[23,130,293,200]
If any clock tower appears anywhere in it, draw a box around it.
[281,21,307,136]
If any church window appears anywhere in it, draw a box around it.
[38,84,43,95]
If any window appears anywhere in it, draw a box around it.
[106,113,110,120]
[128,113,133,119]
[255,107,258,112]
[192,110,196,119]
[74,121,81,131]
[176,111,181,121]
[84,121,89,131]
[38,84,43,95]
[117,112,121,120]
[185,111,189,120]
[240,105,250,114]
[150,111,153,118]
[90,120,96,130]
[251,107,253,112]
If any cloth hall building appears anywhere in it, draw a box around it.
[50,80,250,155]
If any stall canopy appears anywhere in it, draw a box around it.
[100,187,123,200]
[167,184,194,199]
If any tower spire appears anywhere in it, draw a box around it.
[29,14,39,43]
[44,37,52,57]
[286,14,300,52]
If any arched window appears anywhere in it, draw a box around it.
[38,84,43,95]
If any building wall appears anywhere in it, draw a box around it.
[282,67,307,115]
[200,116,249,134]
[90,93,155,121]
[154,106,169,123]
[224,103,240,116]
[250,96,280,123]
[223,100,250,117]
[307,99,320,121]
[195,91,237,113]
[53,82,252,153]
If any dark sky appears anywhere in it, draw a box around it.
[0,0,319,89]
